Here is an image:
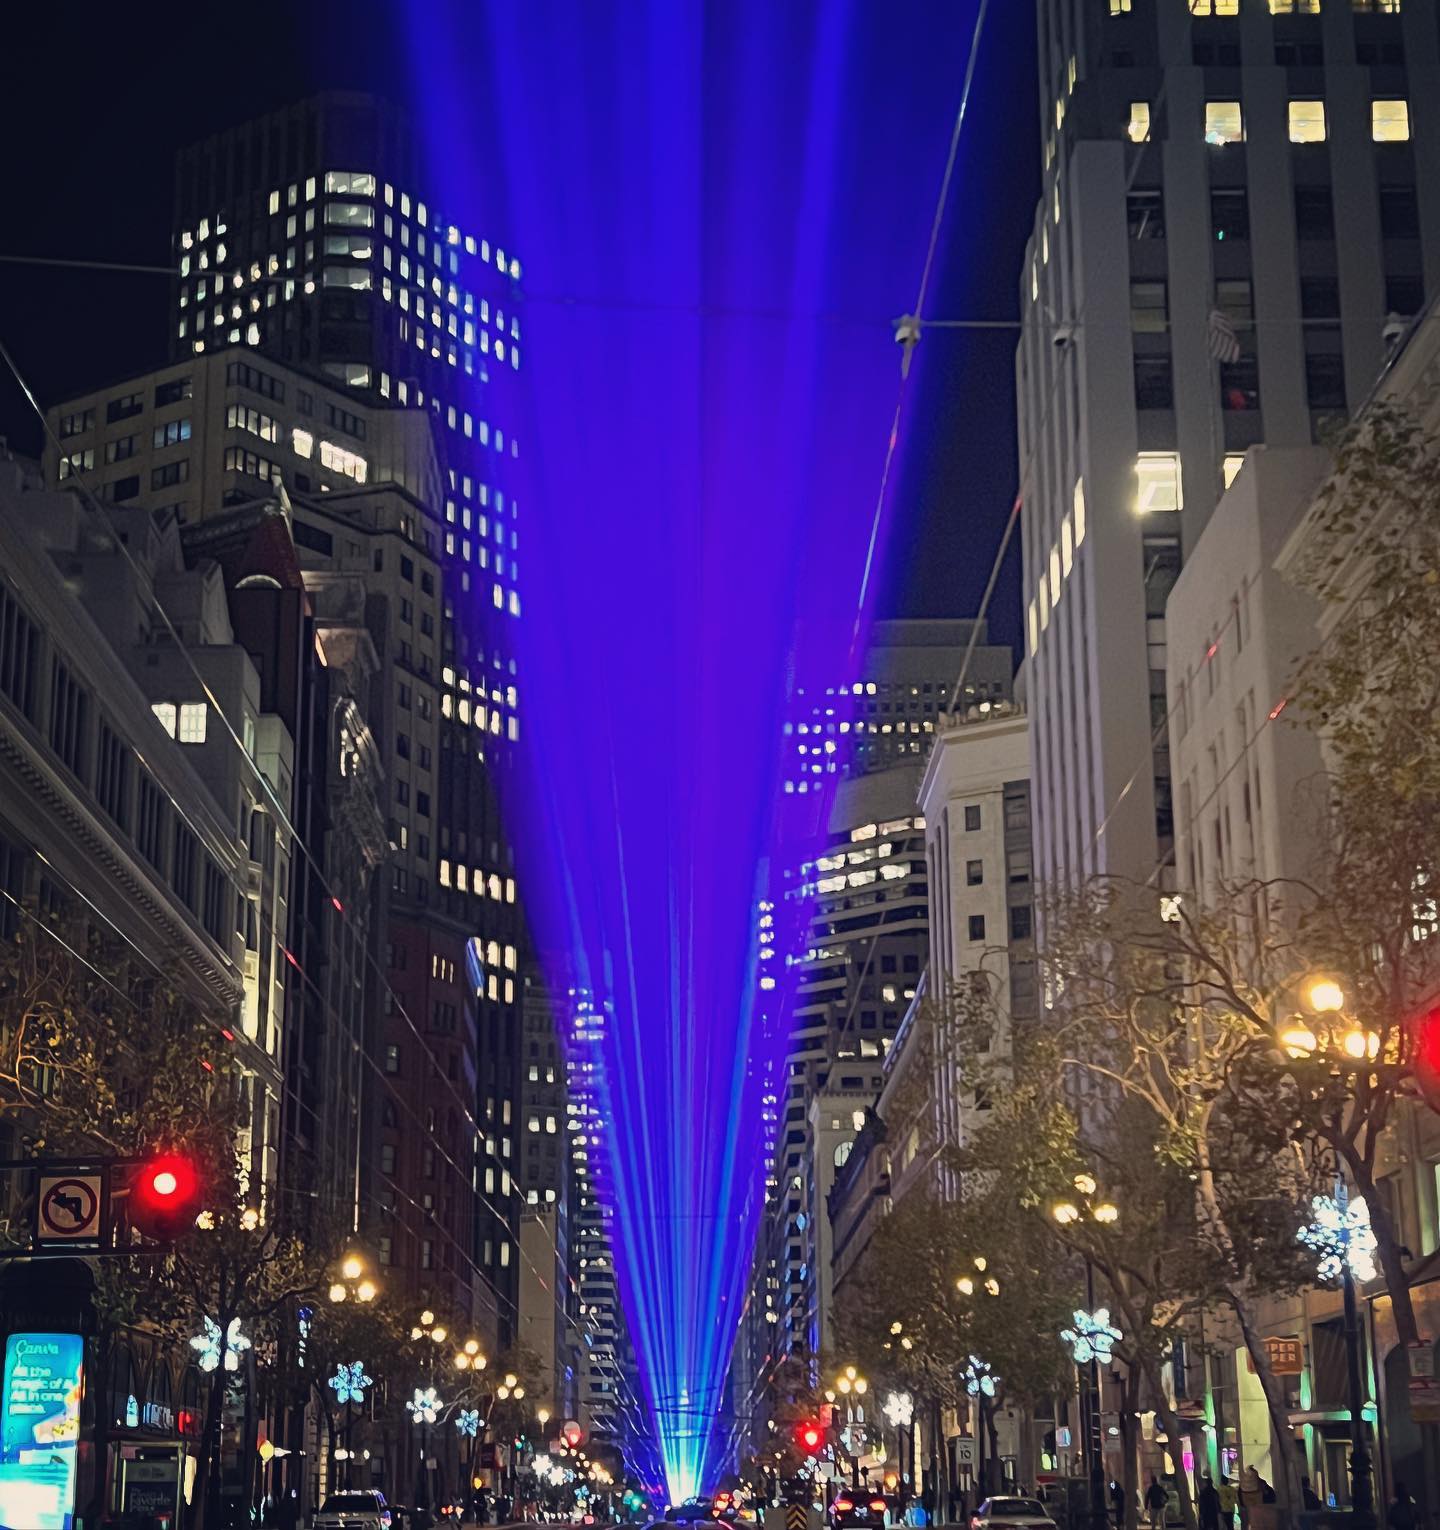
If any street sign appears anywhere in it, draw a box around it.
[954,1437,976,1467]
[1055,1427,1072,1449]
[1245,1336,1304,1376]
[35,1175,102,1245]
[1408,1342,1436,1380]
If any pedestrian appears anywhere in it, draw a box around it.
[1238,1466,1276,1530]
[1145,1476,1167,1530]
[1301,1476,1322,1511]
[1390,1482,1419,1530]
[1110,1479,1127,1530]
[1199,1475,1221,1530]
[1217,1476,1236,1530]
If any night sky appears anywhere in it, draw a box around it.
[0,1,1037,655]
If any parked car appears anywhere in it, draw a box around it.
[970,1497,1057,1530]
[314,1489,394,1530]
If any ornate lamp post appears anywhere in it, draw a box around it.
[1299,1185,1378,1530]
[827,1367,869,1491]
[1282,976,1385,1530]
[1053,1173,1120,1530]
[408,1311,450,1516]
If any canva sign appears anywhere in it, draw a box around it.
[0,1332,84,1530]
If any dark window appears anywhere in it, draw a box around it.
[225,360,286,402]
[94,720,130,830]
[1144,539,1182,619]
[1009,905,1034,942]
[1295,185,1334,240]
[293,520,334,555]
[417,791,431,816]
[106,392,143,423]
[964,804,981,832]
[421,572,435,595]
[1220,354,1260,412]
[1306,354,1347,410]
[966,859,984,886]
[104,434,138,465]
[968,914,986,942]
[1386,275,1424,316]
[110,475,140,503]
[0,590,39,720]
[384,1043,401,1075]
[137,774,167,871]
[1300,278,1341,321]
[48,659,89,781]
[1380,186,1420,239]
[202,860,227,942]
[400,556,415,582]
[151,461,190,490]
[1135,356,1175,409]
[396,734,410,760]
[172,820,197,909]
[155,376,193,407]
[1211,188,1249,242]
[1127,190,1165,240]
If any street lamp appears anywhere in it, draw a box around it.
[1299,1186,1377,1530]
[329,1250,379,1307]
[956,1255,1001,1298]
[410,1311,451,1516]
[1051,1173,1118,1530]
[832,1367,870,1491]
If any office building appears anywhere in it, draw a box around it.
[47,340,524,1333]
[1017,0,1440,888]
[165,90,531,1333]
[784,618,1011,793]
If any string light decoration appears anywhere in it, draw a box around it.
[1299,1193,1378,1283]
[1061,1309,1123,1366]
[190,1316,250,1374]
[329,1362,373,1406]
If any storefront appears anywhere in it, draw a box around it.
[100,1334,201,1525]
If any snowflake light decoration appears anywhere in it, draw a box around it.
[329,1361,373,1406]
[190,1316,251,1374]
[883,1391,914,1429]
[1299,1193,1378,1283]
[1061,1308,1123,1366]
[964,1356,997,1398]
[456,1407,481,1437]
[407,1386,442,1425]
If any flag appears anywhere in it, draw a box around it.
[1207,307,1242,364]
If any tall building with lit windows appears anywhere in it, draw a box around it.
[1017,0,1440,888]
[162,91,531,1337]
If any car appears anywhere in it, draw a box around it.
[831,1492,891,1528]
[672,1502,717,1524]
[314,1488,394,1530]
[971,1497,1057,1530]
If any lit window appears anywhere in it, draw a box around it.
[1136,452,1183,514]
[1108,0,1131,10]
[1205,102,1244,146]
[1028,600,1039,655]
[1073,478,1086,546]
[152,702,177,737]
[1061,513,1074,576]
[1128,102,1151,143]
[1372,100,1411,142]
[1288,101,1326,142]
[178,703,208,743]
[1190,0,1239,10]
[1223,453,1246,489]
[1269,0,1319,10]
[292,428,313,459]
[1049,545,1061,605]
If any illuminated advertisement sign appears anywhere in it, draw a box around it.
[0,1332,83,1530]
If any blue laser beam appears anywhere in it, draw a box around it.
[393,0,985,1498]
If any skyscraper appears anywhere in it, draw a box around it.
[167,91,530,1332]
[1017,0,1440,888]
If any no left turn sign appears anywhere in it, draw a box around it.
[36,1173,103,1243]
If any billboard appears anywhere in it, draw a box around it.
[0,1332,84,1530]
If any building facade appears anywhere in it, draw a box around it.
[1018,0,1440,889]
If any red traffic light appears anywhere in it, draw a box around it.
[1413,1007,1440,1113]
[128,1153,202,1241]
[563,1420,584,1450]
[796,1420,824,1455]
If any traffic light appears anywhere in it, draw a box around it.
[795,1419,824,1456]
[1413,1007,1440,1113]
[126,1153,203,1241]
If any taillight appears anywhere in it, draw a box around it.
[835,1501,854,1513]
[870,1502,887,1513]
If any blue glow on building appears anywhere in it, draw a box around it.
[394,0,981,1498]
